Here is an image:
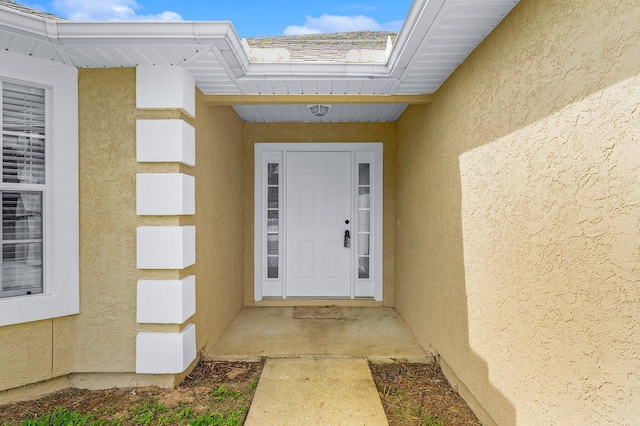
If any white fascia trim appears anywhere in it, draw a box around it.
[0,7,249,72]
[244,62,392,79]
[0,7,52,40]
[386,0,447,77]
[54,22,234,44]
[387,0,521,80]
[54,22,249,72]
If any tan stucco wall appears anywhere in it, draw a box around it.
[0,317,74,395]
[192,99,245,356]
[77,68,141,373]
[394,0,640,424]
[78,69,246,375]
[243,123,396,306]
[78,68,186,375]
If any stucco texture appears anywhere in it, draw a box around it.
[78,69,246,374]
[0,317,73,393]
[192,98,245,356]
[78,68,186,376]
[243,123,396,306]
[394,0,640,424]
[77,68,140,373]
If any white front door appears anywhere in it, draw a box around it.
[286,151,351,297]
[255,142,383,301]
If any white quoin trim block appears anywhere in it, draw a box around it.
[136,324,197,374]
[137,276,196,324]
[136,119,195,166]
[137,173,195,216]
[136,66,196,118]
[137,226,196,269]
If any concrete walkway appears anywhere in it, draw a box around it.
[244,357,388,426]
[208,307,429,425]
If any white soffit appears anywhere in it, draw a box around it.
[0,0,520,121]
[235,104,408,123]
[391,0,520,94]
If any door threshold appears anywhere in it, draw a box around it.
[253,298,383,307]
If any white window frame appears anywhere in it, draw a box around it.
[0,50,79,326]
[254,142,383,301]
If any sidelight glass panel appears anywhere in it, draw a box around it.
[267,187,279,208]
[267,257,278,279]
[267,163,279,185]
[267,234,279,255]
[357,162,371,280]
[358,257,370,279]
[358,210,370,232]
[358,164,370,186]
[358,186,370,208]
[358,233,370,256]
[267,210,279,232]
[266,162,280,279]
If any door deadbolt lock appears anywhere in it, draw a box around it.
[344,230,351,248]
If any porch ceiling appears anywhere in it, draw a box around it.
[0,0,519,122]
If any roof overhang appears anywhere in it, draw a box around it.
[0,0,520,122]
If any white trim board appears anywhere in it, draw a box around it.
[0,50,79,326]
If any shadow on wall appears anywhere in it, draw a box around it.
[394,103,517,424]
[457,74,640,423]
[394,0,640,424]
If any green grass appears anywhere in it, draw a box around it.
[12,407,120,426]
[210,386,242,403]
[187,411,245,426]
[1,361,263,426]
[3,402,248,426]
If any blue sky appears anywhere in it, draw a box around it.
[22,0,413,38]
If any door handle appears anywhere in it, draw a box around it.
[344,230,351,248]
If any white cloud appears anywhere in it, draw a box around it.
[52,0,182,21]
[284,14,403,35]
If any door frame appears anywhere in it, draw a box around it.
[254,142,383,301]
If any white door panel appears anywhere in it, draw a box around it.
[254,143,382,302]
[286,151,351,297]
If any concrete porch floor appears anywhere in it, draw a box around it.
[208,307,429,425]
[207,306,430,362]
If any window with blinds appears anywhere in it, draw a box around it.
[0,82,45,298]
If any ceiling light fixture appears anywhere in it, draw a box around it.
[307,104,331,117]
